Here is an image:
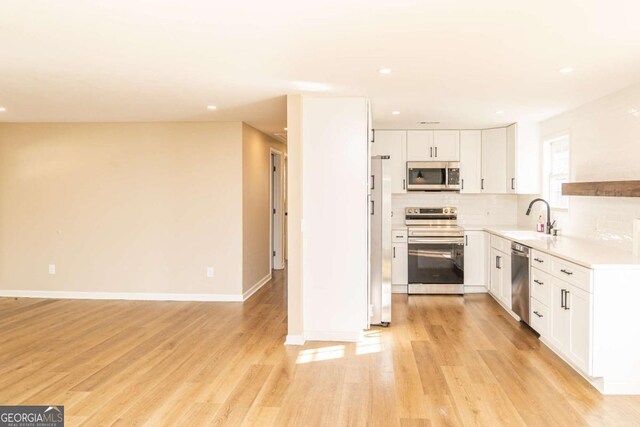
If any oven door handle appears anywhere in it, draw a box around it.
[408,238,464,245]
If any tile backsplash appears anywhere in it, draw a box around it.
[392,193,518,227]
[518,195,640,252]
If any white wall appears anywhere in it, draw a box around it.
[393,194,518,227]
[518,81,640,251]
[286,95,304,343]
[287,96,369,343]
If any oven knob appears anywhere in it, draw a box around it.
[409,209,414,214]
[444,208,449,214]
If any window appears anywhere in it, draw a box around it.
[544,135,570,209]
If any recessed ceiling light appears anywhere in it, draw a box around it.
[391,111,400,115]
[495,110,504,115]
[0,107,6,112]
[559,67,574,74]
[630,108,639,117]
[378,68,392,75]
[207,105,217,110]
[284,127,288,131]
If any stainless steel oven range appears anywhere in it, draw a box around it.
[406,207,464,294]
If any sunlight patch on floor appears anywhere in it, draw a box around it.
[356,330,383,355]
[296,345,345,364]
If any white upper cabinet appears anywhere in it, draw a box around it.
[433,130,460,161]
[407,130,459,161]
[459,130,482,193]
[372,130,407,194]
[406,130,434,161]
[481,127,508,194]
[506,123,541,194]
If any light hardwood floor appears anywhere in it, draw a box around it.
[1,270,640,426]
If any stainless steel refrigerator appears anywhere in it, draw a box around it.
[369,156,392,326]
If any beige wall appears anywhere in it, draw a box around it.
[241,123,286,294]
[0,122,244,296]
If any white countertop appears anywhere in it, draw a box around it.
[474,225,640,270]
[392,223,640,269]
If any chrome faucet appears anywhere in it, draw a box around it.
[526,198,553,235]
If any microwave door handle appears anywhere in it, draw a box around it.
[445,167,449,188]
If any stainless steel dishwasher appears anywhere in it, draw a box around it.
[511,242,530,324]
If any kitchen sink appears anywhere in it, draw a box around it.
[504,231,555,241]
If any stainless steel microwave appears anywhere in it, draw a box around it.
[406,161,460,191]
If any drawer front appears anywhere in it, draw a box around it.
[530,298,550,337]
[531,250,551,272]
[531,268,552,307]
[392,229,408,243]
[551,257,592,293]
[490,234,510,253]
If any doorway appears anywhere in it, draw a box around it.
[270,149,285,270]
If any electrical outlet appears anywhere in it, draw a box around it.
[48,264,56,275]
[207,267,214,278]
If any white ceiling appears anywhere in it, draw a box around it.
[2,0,640,136]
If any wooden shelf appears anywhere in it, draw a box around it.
[562,180,640,197]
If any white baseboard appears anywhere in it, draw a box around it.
[392,285,407,294]
[304,330,362,342]
[0,290,244,302]
[243,273,272,301]
[464,285,488,294]
[284,334,305,346]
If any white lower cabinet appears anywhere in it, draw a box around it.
[530,298,550,337]
[463,231,487,288]
[543,267,592,374]
[483,231,640,394]
[489,247,511,309]
[549,280,571,353]
[567,285,592,373]
[391,242,408,286]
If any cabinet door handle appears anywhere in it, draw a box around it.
[370,200,374,215]
[534,258,544,263]
[565,291,570,310]
[560,269,573,276]
[511,178,515,190]
[371,175,375,190]
[496,256,502,269]
[465,235,468,246]
[533,311,543,318]
[481,179,485,190]
[430,147,433,158]
[461,179,464,190]
[435,147,438,158]
[403,179,406,190]
[534,279,544,285]
[560,289,566,308]
[393,247,396,258]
